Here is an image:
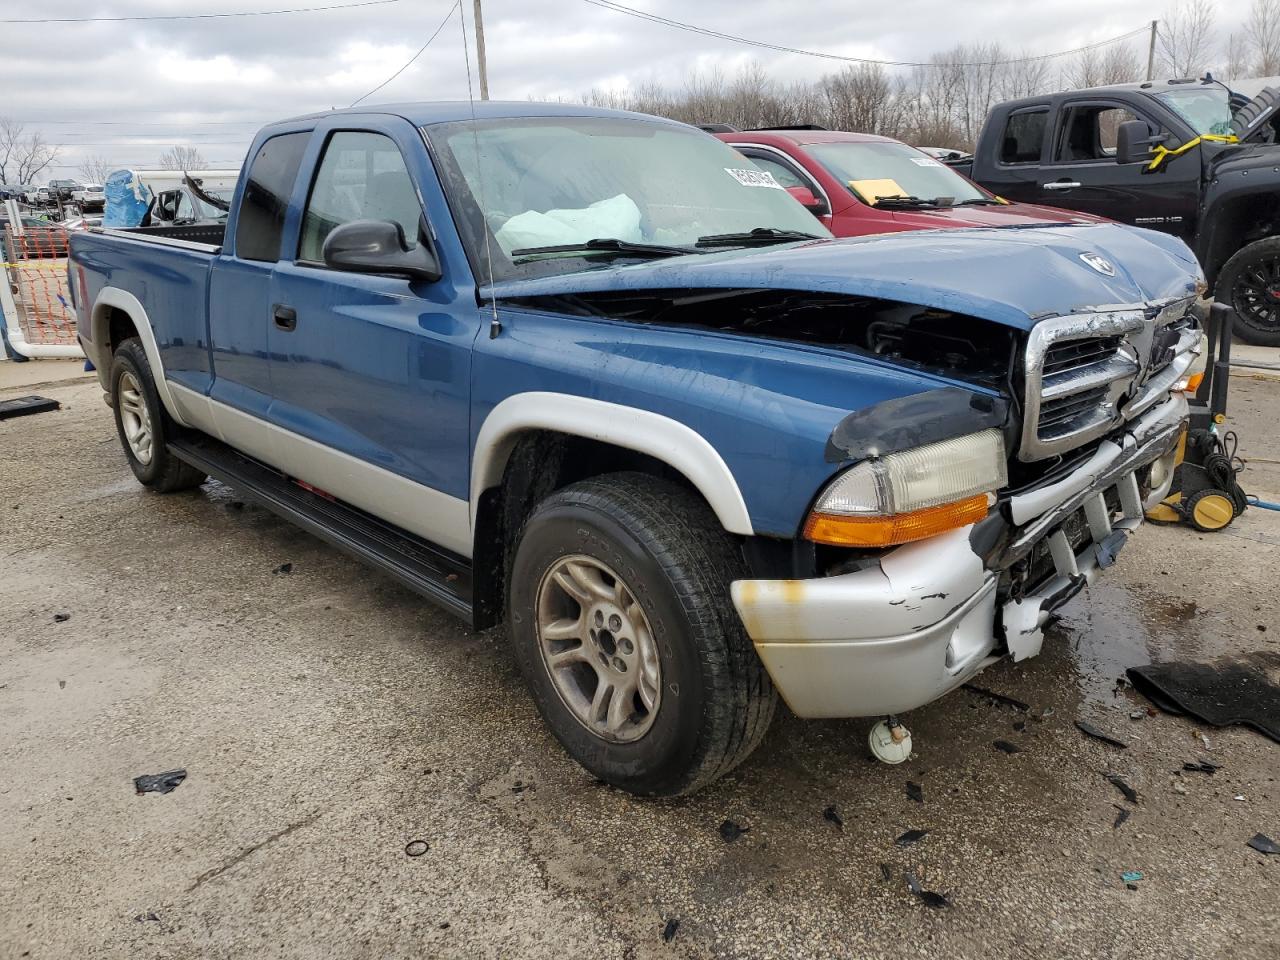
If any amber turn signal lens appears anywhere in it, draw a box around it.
[1184,372,1204,393]
[804,494,991,547]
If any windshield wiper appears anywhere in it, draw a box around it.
[510,237,695,260]
[870,195,944,209]
[695,227,823,247]
[954,197,1003,206]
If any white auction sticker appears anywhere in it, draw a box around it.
[725,167,783,188]
[910,157,943,167]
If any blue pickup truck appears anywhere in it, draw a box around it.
[70,102,1205,795]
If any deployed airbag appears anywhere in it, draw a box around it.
[495,193,642,253]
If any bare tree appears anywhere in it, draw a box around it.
[1158,0,1217,77]
[999,53,1053,101]
[0,118,60,185]
[1100,42,1142,83]
[1246,0,1280,76]
[1065,47,1106,88]
[158,145,208,171]
[1224,32,1253,80]
[78,154,114,184]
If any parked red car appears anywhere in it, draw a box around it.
[715,129,1104,236]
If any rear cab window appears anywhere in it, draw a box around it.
[235,131,310,262]
[1000,109,1049,164]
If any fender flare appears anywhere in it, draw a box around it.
[91,287,190,427]
[470,392,755,536]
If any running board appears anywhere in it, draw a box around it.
[169,435,474,624]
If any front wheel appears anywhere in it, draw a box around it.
[507,473,776,796]
[1218,237,1280,347]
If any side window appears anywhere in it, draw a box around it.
[299,131,422,264]
[1056,104,1141,162]
[235,131,310,262]
[742,152,807,190]
[1000,110,1049,164]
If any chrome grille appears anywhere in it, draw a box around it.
[1019,297,1200,462]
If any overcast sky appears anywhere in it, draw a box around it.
[2,0,1170,179]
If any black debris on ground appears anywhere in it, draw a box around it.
[273,562,294,575]
[404,840,430,857]
[133,912,160,923]
[133,770,187,795]
[822,805,843,829]
[1012,720,1026,732]
[53,612,71,623]
[895,829,928,847]
[1247,833,1280,855]
[879,863,894,881]
[510,780,532,794]
[438,922,451,930]
[904,871,952,909]
[719,819,749,842]
[1075,721,1128,749]
[906,782,924,803]
[58,680,65,689]
[662,918,680,942]
[1105,773,1139,804]
[0,395,59,420]
[1182,760,1220,774]
[1113,806,1131,829]
[993,740,1021,754]
[961,683,1030,712]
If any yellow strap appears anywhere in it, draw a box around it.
[1147,133,1238,172]
[1,261,67,269]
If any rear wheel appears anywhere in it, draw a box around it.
[507,473,776,796]
[110,338,207,492]
[1219,237,1280,347]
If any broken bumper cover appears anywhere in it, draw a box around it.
[730,393,1188,720]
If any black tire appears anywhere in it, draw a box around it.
[508,472,776,796]
[1218,237,1280,347]
[110,338,207,492]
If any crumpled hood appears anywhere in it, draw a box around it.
[485,222,1201,332]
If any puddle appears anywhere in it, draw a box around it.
[1053,580,1215,709]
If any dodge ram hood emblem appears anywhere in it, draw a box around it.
[1080,252,1117,277]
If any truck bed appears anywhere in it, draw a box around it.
[102,222,226,250]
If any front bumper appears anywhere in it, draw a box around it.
[730,392,1188,719]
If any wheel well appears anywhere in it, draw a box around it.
[471,431,712,629]
[102,306,139,357]
[1205,194,1279,285]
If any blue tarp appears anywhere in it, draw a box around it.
[103,169,151,228]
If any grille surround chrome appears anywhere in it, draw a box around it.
[1019,298,1199,462]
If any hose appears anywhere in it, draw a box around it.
[1204,430,1249,516]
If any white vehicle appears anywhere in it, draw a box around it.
[72,183,105,211]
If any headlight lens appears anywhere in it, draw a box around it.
[805,429,1007,547]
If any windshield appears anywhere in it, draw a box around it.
[192,190,231,221]
[808,141,987,206]
[1154,87,1234,136]
[427,116,830,282]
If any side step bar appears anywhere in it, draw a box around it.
[169,435,474,624]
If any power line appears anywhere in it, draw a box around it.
[580,0,1148,68]
[12,119,263,126]
[350,0,460,106]
[2,0,398,25]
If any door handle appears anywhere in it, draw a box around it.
[273,304,297,331]
[1043,181,1082,191]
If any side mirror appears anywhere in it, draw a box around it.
[321,219,442,282]
[785,184,827,214]
[1115,120,1162,164]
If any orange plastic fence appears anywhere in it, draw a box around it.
[2,227,78,347]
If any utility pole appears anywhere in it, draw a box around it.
[1146,19,1158,82]
[473,0,489,100]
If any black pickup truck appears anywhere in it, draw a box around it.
[956,78,1280,345]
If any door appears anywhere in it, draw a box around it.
[208,129,311,417]
[266,123,478,515]
[1035,100,1201,242]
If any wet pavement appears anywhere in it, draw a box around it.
[2,374,1278,959]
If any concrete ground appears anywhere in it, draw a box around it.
[2,373,1278,960]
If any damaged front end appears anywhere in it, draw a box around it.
[718,292,1200,719]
